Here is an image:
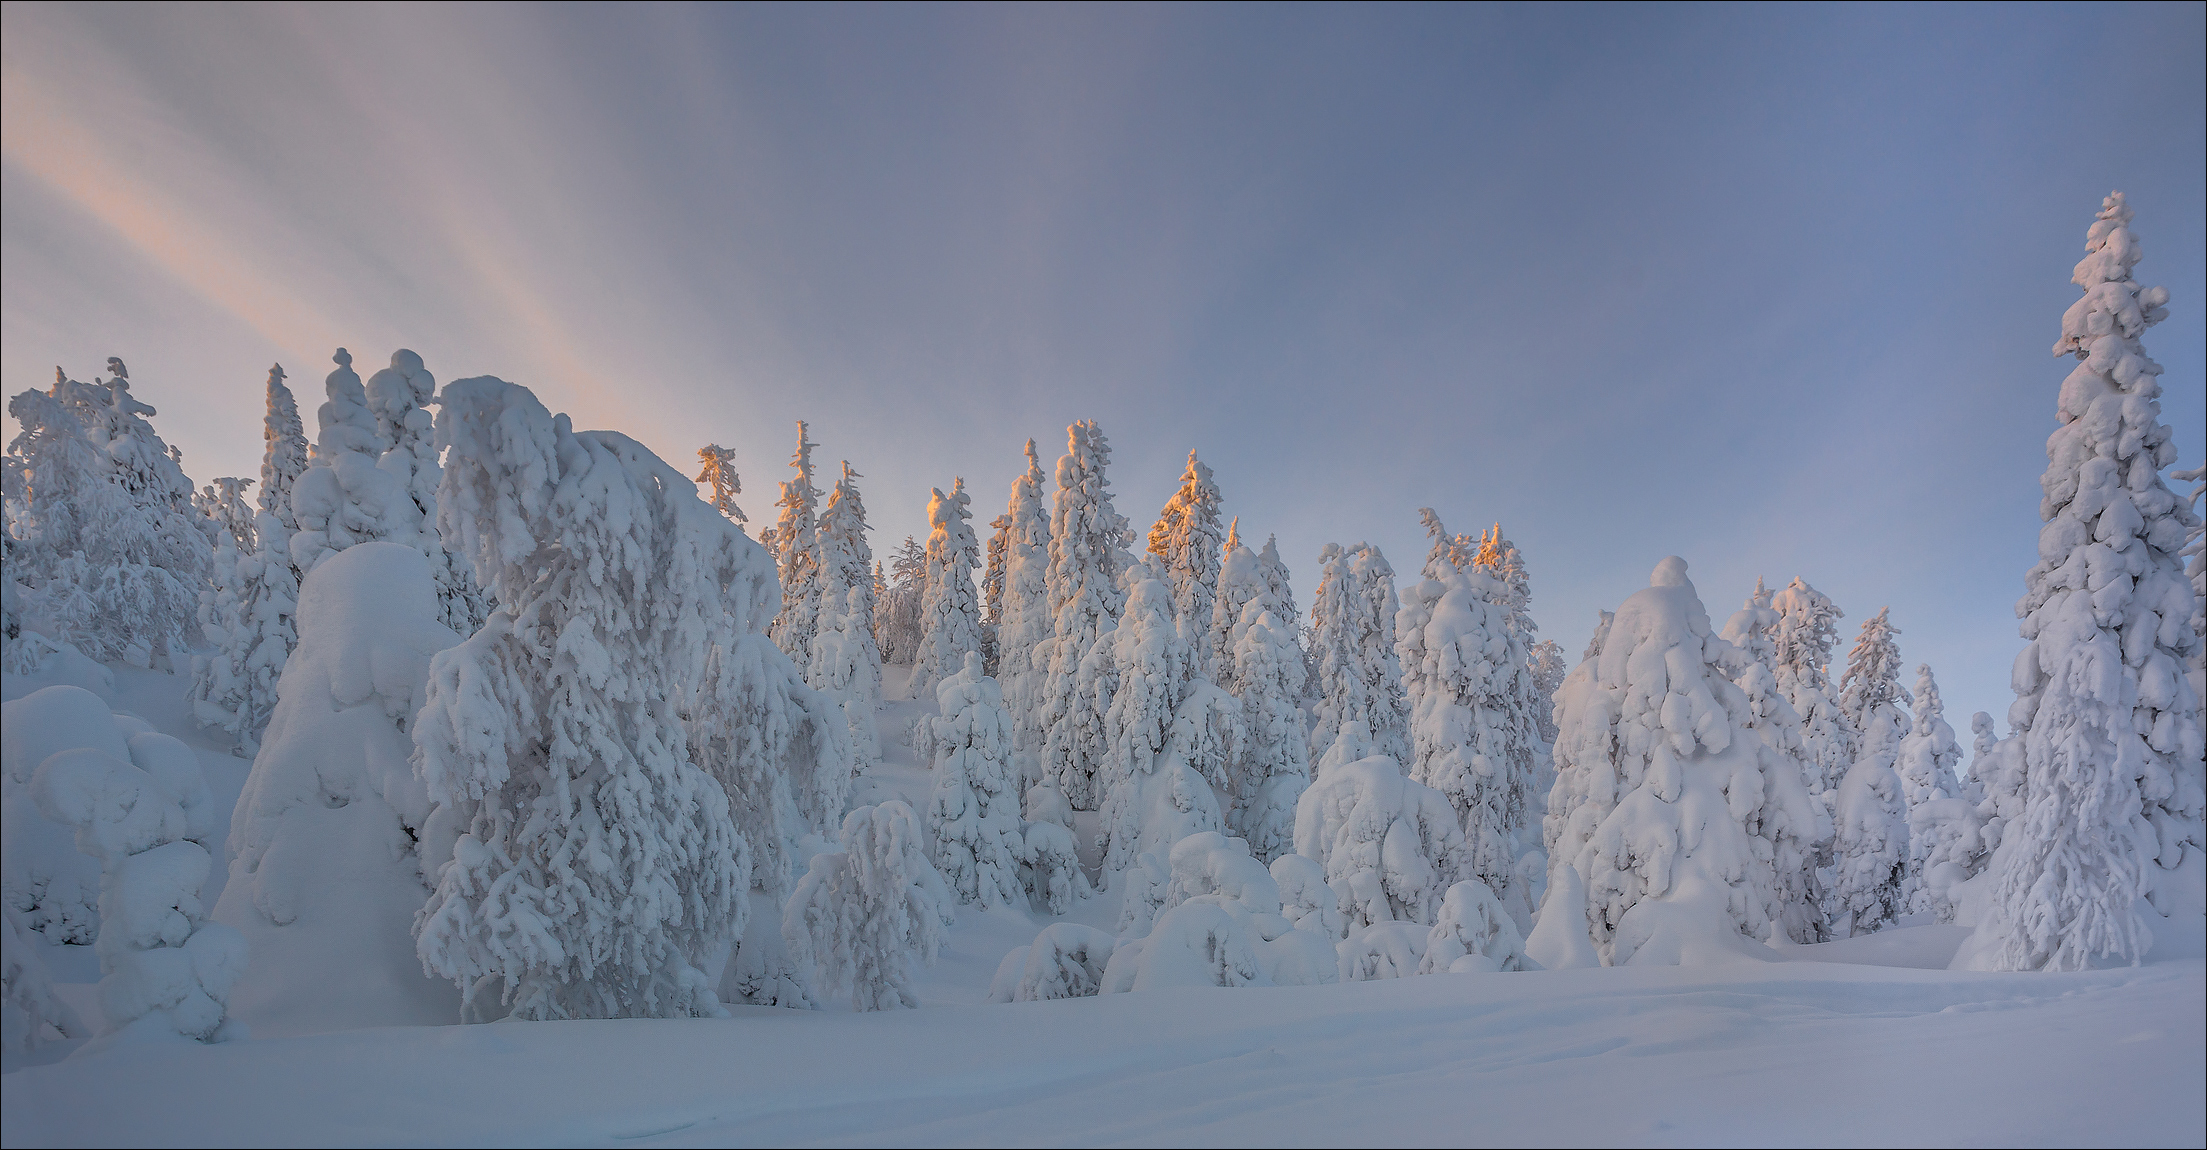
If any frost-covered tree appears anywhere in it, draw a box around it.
[1308,543,1409,766]
[5,385,202,668]
[289,349,409,575]
[875,536,926,667]
[982,511,1009,674]
[211,543,461,1033]
[1294,753,1467,929]
[1529,638,1567,745]
[412,378,750,1020]
[48,358,198,525]
[1229,605,1310,864]
[809,462,881,770]
[915,478,982,695]
[694,444,748,524]
[1838,608,1911,753]
[1967,192,2204,972]
[1098,576,1225,876]
[1546,558,1798,965]
[1718,578,1831,942]
[767,422,826,662]
[1040,421,1128,809]
[1896,664,1963,916]
[28,692,245,1045]
[187,477,254,732]
[2179,463,2205,709]
[194,477,256,554]
[1210,520,1260,692]
[926,652,1025,909]
[1829,607,1910,936]
[364,350,488,636]
[1771,577,1855,796]
[1148,451,1226,672]
[992,441,1053,778]
[784,801,952,1011]
[1397,510,1541,923]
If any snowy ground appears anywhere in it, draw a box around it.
[5,664,2203,1148]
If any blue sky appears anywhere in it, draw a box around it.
[3,2,2201,726]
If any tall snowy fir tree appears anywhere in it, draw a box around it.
[1209,520,1262,693]
[767,422,826,664]
[875,536,926,667]
[809,462,882,770]
[1771,576,1856,797]
[413,379,751,1020]
[186,477,254,745]
[1147,451,1226,674]
[926,652,1025,909]
[1966,191,2204,972]
[1039,421,1128,810]
[1544,558,1800,964]
[981,511,1009,675]
[364,350,487,636]
[1398,510,1542,923]
[1718,578,1830,942]
[289,349,408,575]
[1896,664,1962,915]
[1097,575,1223,876]
[209,364,312,751]
[1227,605,1310,863]
[1830,606,1910,935]
[992,440,1053,782]
[915,478,982,695]
[694,444,747,524]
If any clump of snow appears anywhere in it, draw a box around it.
[1293,753,1467,930]
[985,923,1116,1003]
[1421,878,1529,973]
[2,903,84,1056]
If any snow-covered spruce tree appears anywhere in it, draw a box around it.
[187,478,254,741]
[694,444,748,524]
[784,801,953,1011]
[1229,605,1310,864]
[926,652,1026,909]
[1967,192,2204,972]
[4,385,201,668]
[766,422,826,663]
[993,440,1054,778]
[203,365,310,753]
[194,477,256,554]
[29,703,245,1046]
[1396,510,1541,924]
[1470,523,1557,824]
[365,350,488,636]
[1529,638,1567,746]
[1771,577,1855,796]
[1098,576,1225,879]
[982,510,1009,674]
[49,358,200,535]
[1307,544,1357,759]
[1546,558,1796,965]
[1541,609,1614,866]
[289,349,407,575]
[2179,463,2204,709]
[211,543,461,1033]
[1148,450,1227,674]
[875,535,926,667]
[1293,751,1467,930]
[1828,607,1911,936]
[1896,664,1963,917]
[1209,520,1260,692]
[915,478,983,695]
[1309,543,1410,766]
[1717,579,1830,943]
[809,462,882,770]
[412,378,750,1020]
[1040,421,1129,809]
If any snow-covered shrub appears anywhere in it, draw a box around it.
[3,903,84,1054]
[1545,557,1796,966]
[1147,451,1226,674]
[1228,605,1310,863]
[1040,421,1128,809]
[30,717,245,1045]
[985,923,1117,1003]
[784,801,953,1011]
[412,379,751,1020]
[927,652,1026,909]
[1293,754,1467,929]
[210,543,461,1034]
[1338,922,1427,981]
[915,478,982,694]
[1965,192,2205,971]
[1523,862,1599,970]
[1271,851,1344,940]
[3,685,134,943]
[1420,878,1528,973]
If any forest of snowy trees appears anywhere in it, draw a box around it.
[1,191,2200,1053]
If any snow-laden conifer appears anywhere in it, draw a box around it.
[694,444,747,524]
[875,536,926,667]
[1039,421,1128,809]
[915,478,982,695]
[1546,558,1797,965]
[1098,576,1224,876]
[982,511,1009,674]
[766,422,826,663]
[1210,520,1261,691]
[1829,607,1911,936]
[1293,753,1467,929]
[1228,605,1310,864]
[1895,664,1963,916]
[1148,451,1226,671]
[1718,579,1831,943]
[1308,543,1409,766]
[1397,510,1541,923]
[783,801,952,1011]
[289,349,410,575]
[809,462,882,769]
[1967,192,2204,971]
[211,543,460,1033]
[412,378,750,1020]
[993,441,1053,777]
[187,478,254,739]
[927,653,1025,909]
[195,366,308,752]
[1529,638,1567,745]
[1771,577,1855,796]
[364,350,488,635]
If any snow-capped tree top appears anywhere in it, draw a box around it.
[2053,192,2173,424]
[773,421,822,555]
[363,349,435,453]
[890,535,925,587]
[48,361,193,515]
[1770,577,1842,685]
[312,348,380,463]
[927,478,979,570]
[1719,577,1779,666]
[1583,609,1614,662]
[1416,508,1476,579]
[1838,607,1909,730]
[694,444,746,523]
[819,462,871,585]
[258,364,307,528]
[1146,450,1223,561]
